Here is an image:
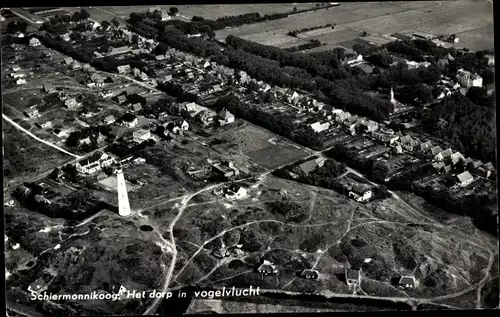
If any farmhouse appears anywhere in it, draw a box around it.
[218,108,235,126]
[133,129,151,143]
[343,53,363,65]
[131,103,142,113]
[456,171,474,187]
[28,278,48,294]
[117,113,138,128]
[345,267,362,288]
[256,260,279,276]
[16,78,26,85]
[397,276,417,289]
[348,184,372,203]
[10,72,26,78]
[300,269,319,280]
[76,152,115,174]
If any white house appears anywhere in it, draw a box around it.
[434,148,453,161]
[224,184,247,200]
[16,78,26,85]
[348,184,372,202]
[118,113,138,128]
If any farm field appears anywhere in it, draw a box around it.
[97,3,321,20]
[216,0,493,52]
[212,122,311,170]
[240,29,310,48]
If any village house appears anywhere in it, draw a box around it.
[131,103,142,113]
[358,119,378,133]
[90,73,105,86]
[116,64,131,74]
[132,129,151,143]
[300,269,319,280]
[64,98,81,109]
[99,91,114,98]
[456,68,483,88]
[34,194,51,205]
[372,131,399,145]
[24,108,40,118]
[435,148,453,161]
[224,184,247,200]
[102,115,116,125]
[29,37,41,47]
[43,83,56,93]
[76,152,115,174]
[450,152,465,165]
[108,45,132,56]
[348,184,372,203]
[116,95,127,104]
[345,267,362,288]
[117,113,138,128]
[430,145,444,157]
[397,276,417,290]
[196,110,216,126]
[38,121,52,129]
[456,171,474,187]
[310,121,330,133]
[28,278,48,295]
[218,108,235,126]
[16,78,26,85]
[419,140,433,153]
[343,53,363,65]
[71,61,81,70]
[485,54,495,67]
[62,56,73,65]
[256,259,279,276]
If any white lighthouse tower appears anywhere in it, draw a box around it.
[116,165,132,217]
[390,86,396,106]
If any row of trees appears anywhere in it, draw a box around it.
[284,39,322,52]
[287,24,334,37]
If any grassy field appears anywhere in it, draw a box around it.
[216,0,493,52]
[241,29,310,48]
[167,175,498,309]
[212,122,311,170]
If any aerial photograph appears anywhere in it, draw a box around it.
[2,1,498,315]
